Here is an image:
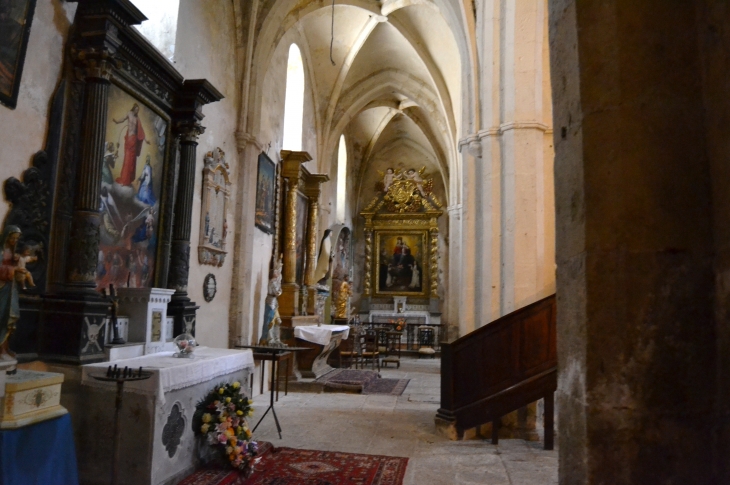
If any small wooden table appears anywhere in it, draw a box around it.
[253,350,292,402]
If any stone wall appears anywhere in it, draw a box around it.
[0,0,76,224]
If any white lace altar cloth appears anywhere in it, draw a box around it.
[81,347,254,404]
[293,325,350,346]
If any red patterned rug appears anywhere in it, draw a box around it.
[179,445,408,485]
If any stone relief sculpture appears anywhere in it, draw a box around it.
[259,254,284,346]
[198,148,231,266]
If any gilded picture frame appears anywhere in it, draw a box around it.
[0,0,37,109]
[374,229,428,297]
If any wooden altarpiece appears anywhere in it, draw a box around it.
[5,0,222,364]
[273,151,328,331]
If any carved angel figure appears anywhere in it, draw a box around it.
[404,167,428,197]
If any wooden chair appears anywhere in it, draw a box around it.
[338,336,359,369]
[359,331,380,371]
[417,326,436,358]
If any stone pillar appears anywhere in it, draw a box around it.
[167,80,224,337]
[229,132,263,347]
[550,1,721,483]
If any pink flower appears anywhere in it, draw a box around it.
[217,433,228,444]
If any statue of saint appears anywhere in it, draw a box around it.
[333,275,352,319]
[0,226,22,367]
[260,254,283,345]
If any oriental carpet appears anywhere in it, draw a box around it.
[316,369,410,395]
[178,445,408,485]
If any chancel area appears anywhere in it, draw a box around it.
[1,0,729,484]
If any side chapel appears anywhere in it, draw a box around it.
[1,0,729,483]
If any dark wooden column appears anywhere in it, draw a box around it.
[167,80,223,337]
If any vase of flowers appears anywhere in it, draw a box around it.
[193,381,259,472]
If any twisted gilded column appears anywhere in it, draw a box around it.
[303,173,328,314]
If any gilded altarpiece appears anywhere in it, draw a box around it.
[360,168,443,301]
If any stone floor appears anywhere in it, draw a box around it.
[251,357,558,484]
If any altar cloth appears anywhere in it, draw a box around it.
[294,325,350,346]
[81,346,254,404]
[0,414,79,485]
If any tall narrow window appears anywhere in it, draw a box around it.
[336,135,347,223]
[282,44,305,151]
[130,0,179,61]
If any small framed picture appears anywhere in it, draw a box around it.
[255,152,276,234]
[0,0,38,109]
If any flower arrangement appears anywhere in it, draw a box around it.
[389,318,407,332]
[193,381,259,470]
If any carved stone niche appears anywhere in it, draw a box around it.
[198,147,230,267]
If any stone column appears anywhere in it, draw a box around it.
[167,80,224,337]
[229,132,263,347]
[550,1,721,483]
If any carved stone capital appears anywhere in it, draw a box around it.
[72,48,120,81]
[235,131,262,153]
[175,121,205,143]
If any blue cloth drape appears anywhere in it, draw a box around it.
[0,414,79,485]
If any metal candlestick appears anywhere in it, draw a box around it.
[91,366,152,485]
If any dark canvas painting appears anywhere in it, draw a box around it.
[255,152,276,234]
[0,0,37,109]
[376,231,426,296]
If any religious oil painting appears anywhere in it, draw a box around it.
[255,152,276,234]
[96,84,168,291]
[0,0,37,109]
[375,231,427,296]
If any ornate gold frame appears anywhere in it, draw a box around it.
[362,211,441,299]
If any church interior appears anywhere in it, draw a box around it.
[0,0,728,484]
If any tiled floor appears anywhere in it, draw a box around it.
[251,357,558,484]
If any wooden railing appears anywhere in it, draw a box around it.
[436,295,557,449]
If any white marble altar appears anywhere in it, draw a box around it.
[78,347,254,485]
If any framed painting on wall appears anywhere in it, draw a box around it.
[0,0,37,109]
[255,152,276,234]
[374,230,428,297]
[96,83,169,291]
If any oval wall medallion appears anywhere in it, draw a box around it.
[203,273,216,302]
